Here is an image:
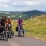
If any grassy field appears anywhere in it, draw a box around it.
[12,15,46,42]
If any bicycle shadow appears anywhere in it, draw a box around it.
[15,35,18,37]
[0,38,4,41]
[15,34,25,37]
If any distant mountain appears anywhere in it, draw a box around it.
[22,10,46,16]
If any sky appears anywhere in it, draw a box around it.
[0,0,46,11]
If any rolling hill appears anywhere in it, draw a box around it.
[0,10,46,20]
[22,10,46,16]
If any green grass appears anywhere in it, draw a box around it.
[12,15,46,42]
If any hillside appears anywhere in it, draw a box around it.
[12,15,46,42]
[22,10,46,14]
[24,15,46,41]
[22,10,46,16]
[0,10,46,20]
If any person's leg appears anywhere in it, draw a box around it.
[18,25,20,36]
[21,28,24,36]
[21,25,24,36]
[20,25,24,36]
[0,31,1,34]
[10,24,12,31]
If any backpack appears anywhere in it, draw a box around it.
[16,26,18,32]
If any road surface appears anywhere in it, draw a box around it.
[0,35,46,46]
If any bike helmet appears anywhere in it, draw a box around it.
[2,15,5,17]
[8,16,10,18]
[19,16,22,18]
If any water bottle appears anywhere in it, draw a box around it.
[24,29,26,34]
[20,30,22,34]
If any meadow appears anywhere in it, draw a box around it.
[12,15,46,42]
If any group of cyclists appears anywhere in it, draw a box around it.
[0,15,12,32]
[0,15,25,37]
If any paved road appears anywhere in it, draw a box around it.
[0,35,46,46]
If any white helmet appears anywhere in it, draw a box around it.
[8,16,10,18]
[19,16,22,18]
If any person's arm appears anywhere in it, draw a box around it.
[5,20,7,27]
[11,20,13,26]
[0,19,1,24]
[22,19,25,25]
[11,21,13,25]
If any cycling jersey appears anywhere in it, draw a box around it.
[17,19,24,25]
[0,19,6,26]
[6,19,12,24]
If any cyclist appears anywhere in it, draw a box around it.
[0,23,3,34]
[0,15,6,26]
[6,16,13,30]
[17,16,24,36]
[0,15,6,31]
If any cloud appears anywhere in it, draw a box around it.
[0,0,11,8]
[0,3,11,8]
[12,0,46,6]
[0,0,46,11]
[0,0,10,3]
[2,4,11,7]
[24,1,42,5]
[13,3,16,5]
